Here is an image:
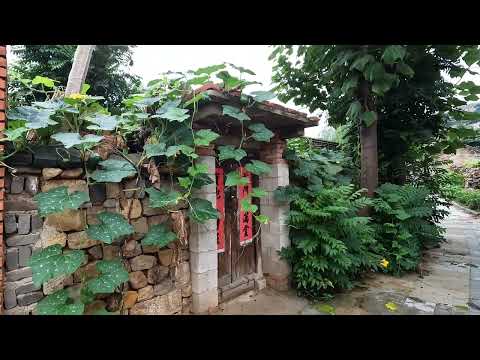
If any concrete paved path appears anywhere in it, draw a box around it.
[217,204,480,315]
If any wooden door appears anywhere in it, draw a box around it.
[216,160,258,301]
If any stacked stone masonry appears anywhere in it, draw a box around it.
[2,159,193,315]
[0,45,6,313]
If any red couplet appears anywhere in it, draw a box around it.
[216,167,225,253]
[238,166,253,245]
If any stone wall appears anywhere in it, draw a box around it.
[2,159,192,315]
[0,45,6,313]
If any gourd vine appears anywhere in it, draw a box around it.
[3,63,276,314]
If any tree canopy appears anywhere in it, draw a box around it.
[9,45,141,111]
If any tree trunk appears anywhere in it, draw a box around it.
[65,45,95,95]
[360,120,378,198]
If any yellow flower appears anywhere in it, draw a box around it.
[380,259,389,268]
[385,302,398,312]
[67,93,87,100]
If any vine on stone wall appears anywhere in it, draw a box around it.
[3,63,276,314]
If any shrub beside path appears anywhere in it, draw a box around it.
[217,204,480,315]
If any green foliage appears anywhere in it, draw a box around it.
[36,289,84,315]
[34,186,90,217]
[51,132,103,149]
[188,198,220,223]
[194,129,220,146]
[85,260,129,294]
[222,105,251,122]
[145,187,182,209]
[248,123,274,142]
[277,146,380,298]
[446,186,480,210]
[371,183,445,274]
[225,170,249,187]
[218,145,247,162]
[28,245,85,287]
[142,224,177,248]
[86,212,134,244]
[90,159,137,183]
[9,45,141,111]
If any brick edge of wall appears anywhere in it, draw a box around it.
[0,44,6,313]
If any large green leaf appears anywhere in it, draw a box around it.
[216,71,245,91]
[254,214,270,224]
[248,123,274,142]
[86,212,134,244]
[187,163,209,177]
[145,187,182,209]
[52,132,104,149]
[142,224,177,248]
[178,173,213,190]
[144,143,167,158]
[159,107,190,122]
[361,111,378,127]
[86,114,119,131]
[194,64,226,75]
[382,45,407,65]
[86,260,129,294]
[90,159,137,183]
[194,129,220,146]
[37,289,84,315]
[245,160,271,176]
[396,63,415,78]
[32,75,56,88]
[218,145,247,161]
[463,47,480,67]
[250,91,276,102]
[350,54,375,71]
[28,245,85,287]
[34,186,90,217]
[156,99,182,115]
[7,106,57,129]
[364,62,385,82]
[189,198,220,223]
[228,63,256,76]
[222,105,250,122]
[225,170,249,187]
[2,127,28,142]
[251,187,267,198]
[133,96,161,107]
[346,101,362,121]
[240,198,258,213]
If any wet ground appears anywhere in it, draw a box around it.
[218,204,480,315]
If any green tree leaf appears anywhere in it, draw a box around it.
[86,212,134,244]
[361,111,378,127]
[250,91,276,102]
[2,127,28,142]
[396,63,415,78]
[364,62,385,82]
[141,224,177,248]
[86,260,129,294]
[382,45,407,65]
[52,132,104,149]
[218,145,247,161]
[194,129,220,146]
[34,186,90,217]
[225,170,249,187]
[251,187,267,198]
[248,123,274,142]
[245,160,271,176]
[145,187,182,209]
[36,289,84,315]
[350,54,375,71]
[90,159,136,183]
[222,105,251,122]
[189,198,219,223]
[28,245,85,287]
[156,99,182,115]
[346,101,362,121]
[463,47,480,66]
[86,114,119,131]
[144,143,167,158]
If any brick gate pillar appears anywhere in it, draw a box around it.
[0,45,7,313]
[189,145,219,313]
[259,136,291,291]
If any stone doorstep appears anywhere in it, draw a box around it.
[219,279,255,304]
